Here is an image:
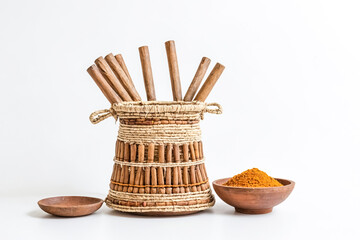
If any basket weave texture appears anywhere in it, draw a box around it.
[90,101,222,214]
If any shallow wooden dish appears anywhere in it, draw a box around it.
[213,178,295,214]
[38,196,103,217]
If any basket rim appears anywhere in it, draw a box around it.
[89,101,222,124]
[112,101,208,114]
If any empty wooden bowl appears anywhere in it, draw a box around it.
[38,196,104,217]
[213,178,295,214]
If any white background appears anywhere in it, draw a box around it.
[1,0,359,239]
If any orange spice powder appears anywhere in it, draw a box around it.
[224,168,283,187]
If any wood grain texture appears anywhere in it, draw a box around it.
[139,46,156,101]
[174,144,185,193]
[183,57,211,101]
[165,40,182,101]
[122,143,130,192]
[110,140,121,190]
[87,65,122,104]
[116,142,125,191]
[145,143,155,194]
[133,144,143,193]
[114,54,134,85]
[127,144,137,193]
[189,143,197,192]
[172,144,180,193]
[149,143,157,194]
[137,144,145,194]
[105,53,141,101]
[157,144,165,194]
[165,144,172,194]
[95,57,132,101]
[194,63,225,102]
[110,163,117,190]
[182,143,190,193]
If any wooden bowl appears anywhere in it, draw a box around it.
[213,178,295,214]
[38,196,104,217]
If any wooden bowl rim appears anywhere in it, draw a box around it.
[38,196,104,209]
[212,177,295,190]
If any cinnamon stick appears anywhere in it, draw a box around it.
[183,57,211,101]
[151,167,157,194]
[200,164,209,189]
[95,56,132,101]
[165,144,172,194]
[111,140,121,190]
[194,142,206,191]
[176,145,185,193]
[157,144,165,194]
[87,65,122,104]
[182,143,190,193]
[105,53,141,101]
[149,144,158,194]
[110,164,117,190]
[137,144,145,194]
[139,46,156,100]
[193,141,200,160]
[196,166,206,191]
[116,141,125,191]
[172,144,180,193]
[199,141,204,159]
[189,143,197,192]
[191,142,201,191]
[194,63,225,102]
[198,141,209,188]
[115,164,122,191]
[114,54,132,83]
[110,141,119,190]
[122,143,130,192]
[145,143,154,194]
[178,165,185,193]
[127,144,137,193]
[132,144,142,193]
[165,40,182,101]
[139,173,144,194]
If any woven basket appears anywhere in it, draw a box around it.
[90,101,222,215]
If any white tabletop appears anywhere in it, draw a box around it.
[2,190,358,240]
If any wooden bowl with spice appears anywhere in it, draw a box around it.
[212,168,295,214]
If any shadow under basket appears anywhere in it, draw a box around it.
[90,101,222,216]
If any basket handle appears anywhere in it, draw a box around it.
[200,102,222,119]
[89,108,117,124]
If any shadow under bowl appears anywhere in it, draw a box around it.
[212,178,295,214]
[38,196,104,217]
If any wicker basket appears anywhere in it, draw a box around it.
[90,101,222,215]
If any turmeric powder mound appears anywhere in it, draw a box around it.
[224,168,283,187]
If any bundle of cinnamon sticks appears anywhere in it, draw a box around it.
[110,140,210,196]
[87,40,225,104]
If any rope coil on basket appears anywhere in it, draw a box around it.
[113,157,205,167]
[106,189,216,212]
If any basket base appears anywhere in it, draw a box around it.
[131,210,201,216]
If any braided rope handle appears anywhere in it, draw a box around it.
[89,108,117,124]
[201,102,222,119]
[89,102,222,124]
